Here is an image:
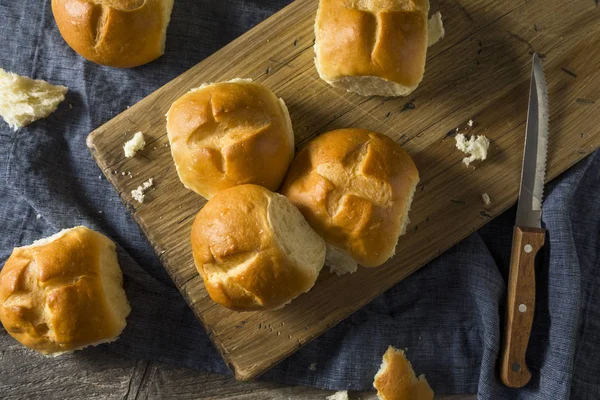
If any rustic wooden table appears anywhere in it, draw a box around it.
[0,328,476,399]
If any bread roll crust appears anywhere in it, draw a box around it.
[0,226,130,355]
[51,0,174,68]
[315,0,430,96]
[191,184,325,311]
[281,128,419,268]
[167,80,294,199]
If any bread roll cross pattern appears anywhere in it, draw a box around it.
[0,226,131,356]
[191,184,326,311]
[314,0,430,97]
[52,0,175,68]
[167,80,295,199]
[281,129,419,274]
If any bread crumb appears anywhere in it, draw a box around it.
[482,193,491,206]
[455,133,490,167]
[121,172,126,176]
[68,104,73,110]
[36,214,41,220]
[123,131,145,158]
[427,12,445,47]
[131,178,154,204]
[467,119,474,127]
[326,391,349,400]
[309,362,317,371]
[0,68,68,130]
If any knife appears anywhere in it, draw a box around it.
[500,53,549,388]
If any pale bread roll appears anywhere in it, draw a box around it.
[373,346,434,400]
[191,184,326,311]
[281,128,419,271]
[314,0,430,97]
[166,79,295,200]
[0,226,130,356]
[51,0,174,68]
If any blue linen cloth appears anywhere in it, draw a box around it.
[0,1,598,399]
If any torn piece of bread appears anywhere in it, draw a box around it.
[0,68,67,131]
[0,226,130,356]
[427,12,445,47]
[326,391,349,400]
[123,131,146,158]
[314,0,431,97]
[455,133,490,167]
[191,184,326,311]
[373,346,434,400]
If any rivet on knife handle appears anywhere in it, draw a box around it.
[500,226,545,388]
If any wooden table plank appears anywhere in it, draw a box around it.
[0,328,476,400]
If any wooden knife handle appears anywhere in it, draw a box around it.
[500,226,545,388]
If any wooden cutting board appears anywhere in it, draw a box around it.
[87,0,600,381]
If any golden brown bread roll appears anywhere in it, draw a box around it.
[0,226,130,355]
[51,0,174,68]
[166,79,295,199]
[373,346,434,400]
[281,128,419,272]
[314,0,430,97]
[191,184,326,311]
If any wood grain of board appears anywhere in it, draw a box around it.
[87,0,600,381]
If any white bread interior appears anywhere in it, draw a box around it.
[326,391,350,400]
[268,193,326,281]
[0,68,67,131]
[159,0,175,53]
[427,11,445,47]
[325,244,358,276]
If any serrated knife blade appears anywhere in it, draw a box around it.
[500,53,549,389]
[515,53,549,228]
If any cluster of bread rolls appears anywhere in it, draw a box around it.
[161,0,443,311]
[1,0,442,356]
[167,78,420,310]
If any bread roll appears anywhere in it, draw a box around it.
[314,0,430,97]
[191,184,326,311]
[281,128,419,272]
[167,79,295,199]
[373,346,434,400]
[0,226,130,356]
[51,0,174,68]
